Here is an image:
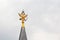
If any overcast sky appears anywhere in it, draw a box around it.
[0,0,60,40]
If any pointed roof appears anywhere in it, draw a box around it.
[19,27,27,40]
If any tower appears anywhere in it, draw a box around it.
[18,11,27,40]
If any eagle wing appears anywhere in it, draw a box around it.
[25,15,27,18]
[18,13,21,17]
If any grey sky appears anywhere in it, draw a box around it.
[0,0,60,40]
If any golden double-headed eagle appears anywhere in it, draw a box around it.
[18,11,27,28]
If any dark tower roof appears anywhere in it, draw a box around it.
[19,27,27,40]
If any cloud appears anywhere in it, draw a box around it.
[30,29,60,40]
[0,0,7,9]
[0,0,60,40]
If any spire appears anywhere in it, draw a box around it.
[18,10,28,40]
[19,27,27,40]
